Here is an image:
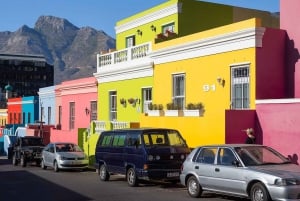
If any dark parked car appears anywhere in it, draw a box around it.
[95,128,190,186]
[180,144,300,201]
[12,136,44,167]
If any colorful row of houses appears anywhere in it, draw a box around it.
[1,0,300,165]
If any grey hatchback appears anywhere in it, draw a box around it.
[180,144,300,201]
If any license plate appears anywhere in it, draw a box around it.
[167,172,179,177]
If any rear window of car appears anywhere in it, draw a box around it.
[194,147,217,164]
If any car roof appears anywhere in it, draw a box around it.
[195,144,264,148]
[102,127,179,133]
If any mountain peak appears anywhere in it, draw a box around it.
[35,15,79,32]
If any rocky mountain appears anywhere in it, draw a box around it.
[0,16,116,84]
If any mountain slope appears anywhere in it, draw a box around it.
[0,15,116,84]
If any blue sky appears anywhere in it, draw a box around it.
[0,0,279,38]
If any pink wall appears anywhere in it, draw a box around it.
[280,0,300,98]
[256,28,287,99]
[51,77,97,144]
[256,102,300,164]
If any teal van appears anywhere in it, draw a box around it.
[95,128,190,186]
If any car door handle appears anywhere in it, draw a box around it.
[195,166,199,169]
[215,168,220,172]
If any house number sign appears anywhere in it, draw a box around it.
[203,84,216,92]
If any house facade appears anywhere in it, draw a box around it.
[51,77,98,144]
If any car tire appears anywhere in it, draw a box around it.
[250,182,271,201]
[41,159,47,170]
[20,155,26,167]
[126,167,138,187]
[54,161,59,172]
[12,153,18,166]
[187,176,202,198]
[99,164,109,181]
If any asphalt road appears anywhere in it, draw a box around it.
[0,156,247,201]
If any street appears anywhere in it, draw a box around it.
[0,157,247,201]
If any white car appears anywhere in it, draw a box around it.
[41,142,88,172]
[180,144,300,201]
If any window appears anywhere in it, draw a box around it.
[172,74,185,109]
[27,113,30,124]
[41,107,44,121]
[69,102,75,130]
[58,106,62,125]
[196,148,217,164]
[162,22,175,35]
[126,35,135,48]
[112,135,126,147]
[231,66,250,109]
[47,107,51,125]
[90,101,97,121]
[109,91,117,121]
[142,88,152,113]
[217,148,235,166]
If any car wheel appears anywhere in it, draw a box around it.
[54,161,59,172]
[20,155,26,167]
[126,167,138,187]
[187,176,202,198]
[99,164,109,181]
[250,182,271,201]
[41,159,47,170]
[12,154,18,166]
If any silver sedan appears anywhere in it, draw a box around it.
[180,144,300,201]
[41,142,88,172]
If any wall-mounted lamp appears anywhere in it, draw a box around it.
[217,77,225,87]
[137,29,142,36]
[85,107,90,115]
[150,25,156,32]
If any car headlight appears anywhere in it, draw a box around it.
[148,155,154,161]
[59,155,68,160]
[275,178,300,186]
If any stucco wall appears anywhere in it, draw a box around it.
[256,100,300,162]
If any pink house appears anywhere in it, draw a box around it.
[254,0,300,163]
[50,77,98,144]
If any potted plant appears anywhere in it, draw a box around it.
[147,103,164,116]
[184,102,205,117]
[165,102,181,116]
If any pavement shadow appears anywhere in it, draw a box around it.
[0,170,92,201]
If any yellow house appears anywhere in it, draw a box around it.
[89,0,279,153]
[140,18,263,148]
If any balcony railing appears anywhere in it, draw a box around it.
[97,42,151,68]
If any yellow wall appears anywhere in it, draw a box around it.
[98,77,153,124]
[140,19,258,148]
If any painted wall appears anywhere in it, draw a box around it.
[280,0,300,98]
[39,86,56,125]
[7,97,22,124]
[115,0,278,50]
[98,77,153,127]
[141,19,263,148]
[256,101,300,162]
[22,96,39,125]
[256,28,287,99]
[51,77,97,144]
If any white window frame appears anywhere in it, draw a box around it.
[172,73,185,109]
[126,35,135,48]
[231,65,250,109]
[69,102,75,130]
[109,91,117,121]
[142,87,152,113]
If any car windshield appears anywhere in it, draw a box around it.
[56,143,82,152]
[234,146,290,166]
[142,130,187,146]
[22,138,43,146]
